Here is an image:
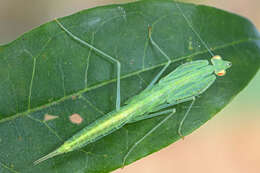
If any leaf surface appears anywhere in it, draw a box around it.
[0,1,259,172]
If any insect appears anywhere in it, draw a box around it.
[33,3,232,166]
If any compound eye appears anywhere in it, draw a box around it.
[216,69,226,76]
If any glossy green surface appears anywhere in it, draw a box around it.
[0,0,259,172]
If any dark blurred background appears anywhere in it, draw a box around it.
[0,0,259,172]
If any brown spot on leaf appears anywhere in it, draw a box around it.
[69,113,83,124]
[44,114,59,122]
[72,95,77,100]
[42,54,47,59]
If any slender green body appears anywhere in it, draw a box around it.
[34,12,232,164]
[62,60,218,151]
[34,57,231,164]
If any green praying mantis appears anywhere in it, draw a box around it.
[34,3,232,166]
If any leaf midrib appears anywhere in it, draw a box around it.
[0,37,258,124]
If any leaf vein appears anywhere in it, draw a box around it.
[84,32,95,87]
[58,58,66,97]
[0,38,258,124]
[80,96,105,115]
[0,160,19,173]
[24,49,37,110]
[27,115,62,141]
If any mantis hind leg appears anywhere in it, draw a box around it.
[127,108,176,124]
[122,97,196,166]
[122,109,176,166]
[178,96,196,138]
[55,19,121,111]
[146,26,171,89]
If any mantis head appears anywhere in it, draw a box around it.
[211,55,232,76]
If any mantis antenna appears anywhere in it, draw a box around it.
[175,2,215,57]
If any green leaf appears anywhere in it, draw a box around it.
[0,1,259,172]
